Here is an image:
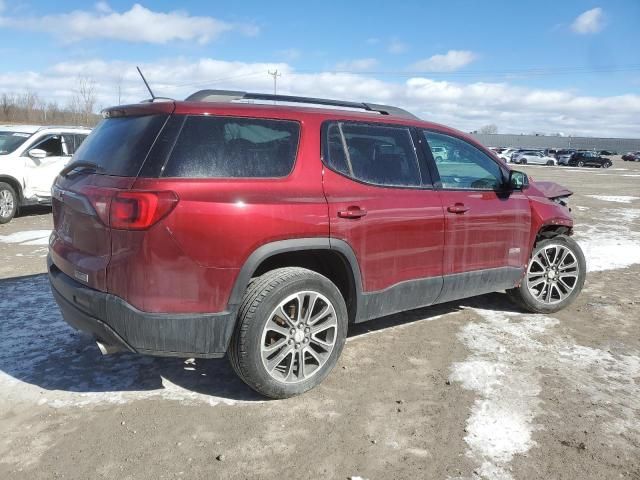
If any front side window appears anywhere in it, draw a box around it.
[162,116,300,178]
[424,131,504,190]
[324,122,421,187]
[30,135,63,157]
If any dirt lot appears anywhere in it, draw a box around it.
[1,158,639,480]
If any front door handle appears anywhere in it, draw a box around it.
[447,203,470,214]
[338,207,368,219]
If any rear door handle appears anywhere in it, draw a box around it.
[447,203,469,214]
[338,207,368,219]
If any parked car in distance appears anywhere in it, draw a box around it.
[0,125,91,223]
[566,151,613,168]
[556,149,577,165]
[431,145,448,161]
[498,148,517,162]
[513,151,558,166]
[622,151,640,161]
[598,150,616,156]
[48,90,586,399]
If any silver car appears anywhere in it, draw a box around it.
[513,151,558,166]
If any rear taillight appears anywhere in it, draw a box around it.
[79,187,178,230]
[110,191,178,230]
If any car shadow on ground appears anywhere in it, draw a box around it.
[0,273,522,404]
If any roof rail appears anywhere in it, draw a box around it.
[36,125,92,131]
[184,89,419,120]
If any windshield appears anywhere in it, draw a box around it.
[0,131,32,155]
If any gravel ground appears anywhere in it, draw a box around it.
[0,158,639,480]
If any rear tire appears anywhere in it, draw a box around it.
[546,160,554,166]
[228,267,348,399]
[0,182,18,224]
[602,161,611,168]
[507,235,586,314]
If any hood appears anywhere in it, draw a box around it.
[530,180,573,200]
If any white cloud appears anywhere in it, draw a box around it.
[1,57,639,138]
[94,2,112,14]
[571,7,604,34]
[411,50,478,72]
[335,58,378,71]
[0,4,258,44]
[387,38,408,54]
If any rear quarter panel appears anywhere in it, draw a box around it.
[107,118,329,313]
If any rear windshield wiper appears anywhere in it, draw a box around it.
[60,161,105,178]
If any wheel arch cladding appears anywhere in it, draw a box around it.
[0,176,23,202]
[227,238,363,323]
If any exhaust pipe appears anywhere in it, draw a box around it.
[96,340,122,355]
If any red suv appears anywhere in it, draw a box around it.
[48,90,586,398]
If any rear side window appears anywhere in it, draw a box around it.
[62,134,89,155]
[162,116,300,178]
[73,115,168,176]
[324,122,421,187]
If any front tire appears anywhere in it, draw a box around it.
[507,235,586,314]
[0,182,18,224]
[228,267,348,399]
[577,160,585,167]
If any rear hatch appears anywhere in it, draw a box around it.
[49,103,174,291]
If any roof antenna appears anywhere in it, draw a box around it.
[136,66,155,101]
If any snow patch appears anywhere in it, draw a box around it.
[577,234,640,272]
[586,195,639,204]
[0,230,51,246]
[574,206,640,272]
[451,308,640,480]
[450,309,552,479]
[0,275,259,408]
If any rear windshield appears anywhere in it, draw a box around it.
[0,131,32,155]
[72,115,168,176]
[161,116,300,178]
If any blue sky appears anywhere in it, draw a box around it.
[0,0,639,136]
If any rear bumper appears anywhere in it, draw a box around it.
[48,256,235,358]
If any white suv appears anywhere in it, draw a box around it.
[0,125,91,223]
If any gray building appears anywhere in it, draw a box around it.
[470,133,640,153]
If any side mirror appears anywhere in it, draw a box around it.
[29,148,48,159]
[508,170,529,190]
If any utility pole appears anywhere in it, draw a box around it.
[268,69,281,96]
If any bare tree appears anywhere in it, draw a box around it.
[478,124,498,135]
[18,91,39,122]
[0,88,101,126]
[1,93,15,122]
[76,76,97,126]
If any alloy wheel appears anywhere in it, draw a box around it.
[0,189,15,219]
[260,291,338,383]
[526,244,580,304]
